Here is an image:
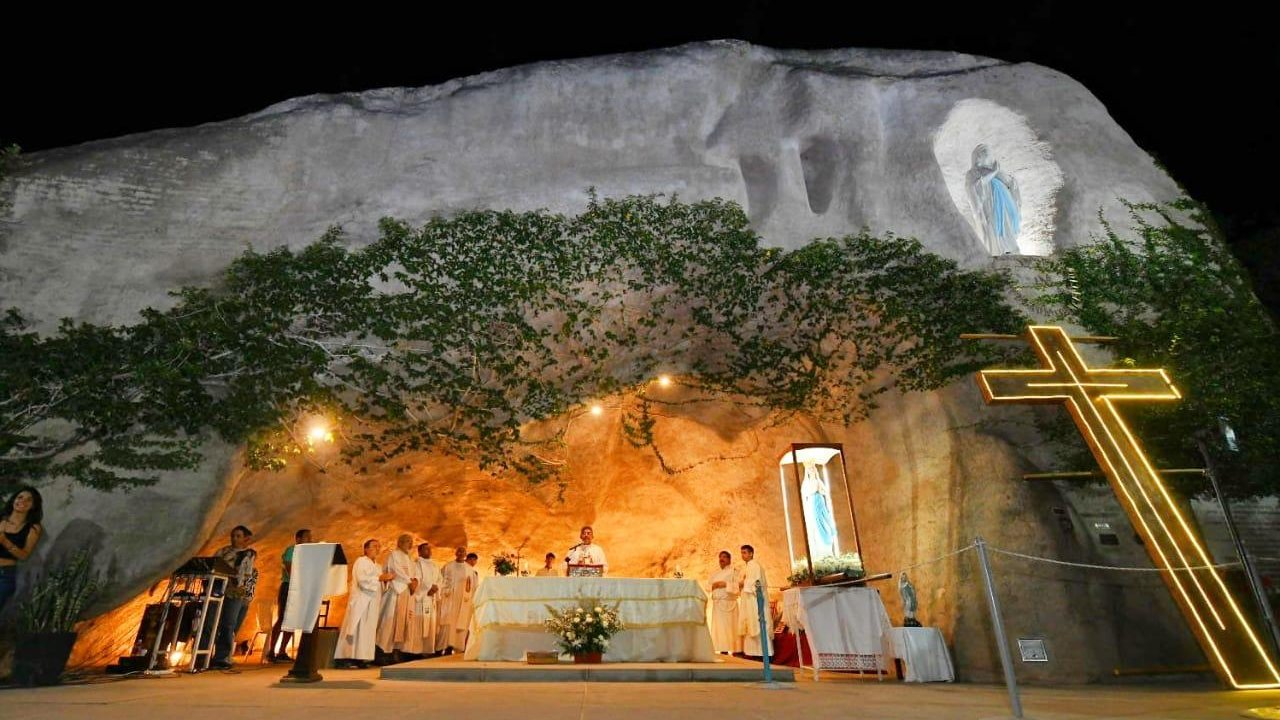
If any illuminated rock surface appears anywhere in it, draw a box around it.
[1,41,1196,681]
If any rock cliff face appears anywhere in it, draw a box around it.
[1,41,1199,681]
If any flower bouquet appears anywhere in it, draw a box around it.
[544,598,624,663]
[492,552,518,576]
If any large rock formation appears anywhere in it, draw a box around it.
[0,41,1200,681]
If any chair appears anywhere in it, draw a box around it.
[240,599,273,662]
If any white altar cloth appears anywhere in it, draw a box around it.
[282,543,348,632]
[463,577,715,662]
[782,586,892,678]
[888,627,955,682]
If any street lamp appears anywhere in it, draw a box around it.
[1197,418,1280,659]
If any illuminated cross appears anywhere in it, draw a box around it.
[977,325,1280,689]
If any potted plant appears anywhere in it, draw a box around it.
[13,550,100,686]
[544,599,623,664]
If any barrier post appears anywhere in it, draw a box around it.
[975,537,1024,719]
[756,579,774,684]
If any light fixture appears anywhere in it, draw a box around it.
[657,375,672,388]
[589,404,604,416]
[305,419,334,446]
[168,641,187,667]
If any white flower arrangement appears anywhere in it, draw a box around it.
[788,552,865,585]
[544,598,624,656]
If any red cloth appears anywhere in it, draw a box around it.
[771,627,812,668]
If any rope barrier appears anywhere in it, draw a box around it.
[987,546,1242,573]
[893,543,978,575]
[764,546,1271,590]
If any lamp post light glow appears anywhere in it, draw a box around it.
[657,375,672,388]
[305,420,334,447]
[977,325,1280,689]
[589,404,604,417]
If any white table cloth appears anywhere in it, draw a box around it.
[887,627,954,682]
[782,586,892,679]
[282,543,348,632]
[463,577,715,662]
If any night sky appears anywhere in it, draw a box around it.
[4,6,1276,313]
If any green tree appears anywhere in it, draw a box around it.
[1033,199,1280,498]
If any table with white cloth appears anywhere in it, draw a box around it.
[463,577,716,662]
[781,586,892,680]
[887,627,955,682]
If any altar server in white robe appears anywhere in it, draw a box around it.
[437,546,474,654]
[376,533,420,658]
[709,550,742,655]
[404,542,443,655]
[451,552,481,650]
[335,539,396,666]
[565,525,608,575]
[738,544,773,657]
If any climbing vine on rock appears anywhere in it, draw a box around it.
[1,192,1026,491]
[1032,198,1280,498]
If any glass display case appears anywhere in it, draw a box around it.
[778,443,865,584]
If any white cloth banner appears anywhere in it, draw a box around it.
[282,543,348,632]
[782,586,891,672]
[887,627,955,682]
[463,577,715,662]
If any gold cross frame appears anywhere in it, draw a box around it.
[977,325,1280,689]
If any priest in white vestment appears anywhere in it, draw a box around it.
[335,539,395,666]
[437,546,474,654]
[709,550,742,655]
[404,542,442,656]
[451,552,481,650]
[376,533,420,659]
[738,544,773,658]
[564,525,608,575]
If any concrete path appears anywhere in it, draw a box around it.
[2,663,1278,719]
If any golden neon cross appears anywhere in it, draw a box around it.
[977,325,1280,689]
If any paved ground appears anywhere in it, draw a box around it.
[378,655,795,682]
[2,663,1278,720]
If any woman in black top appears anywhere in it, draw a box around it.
[0,486,44,611]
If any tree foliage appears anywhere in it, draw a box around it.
[1032,199,1280,498]
[1,193,1026,490]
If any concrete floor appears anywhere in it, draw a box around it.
[380,655,796,682]
[2,663,1278,720]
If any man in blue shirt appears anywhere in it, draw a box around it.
[267,528,312,662]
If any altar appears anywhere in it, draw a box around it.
[463,577,716,662]
[782,585,892,679]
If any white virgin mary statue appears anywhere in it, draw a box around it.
[966,144,1021,255]
[801,461,839,560]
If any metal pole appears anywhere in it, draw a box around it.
[756,580,773,684]
[975,537,1024,719]
[1196,439,1280,658]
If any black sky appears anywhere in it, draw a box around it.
[4,5,1277,311]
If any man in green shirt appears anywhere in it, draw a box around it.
[267,528,312,662]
